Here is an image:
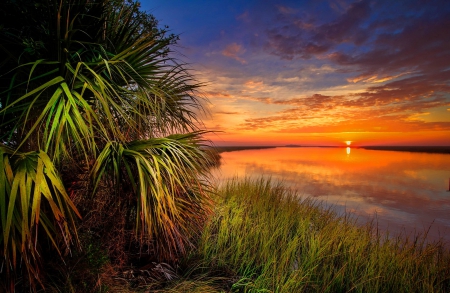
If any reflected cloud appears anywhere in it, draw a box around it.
[214,147,450,242]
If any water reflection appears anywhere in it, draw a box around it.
[213,147,450,243]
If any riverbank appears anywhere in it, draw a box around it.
[214,145,278,153]
[360,145,450,154]
[148,178,450,292]
[214,145,450,154]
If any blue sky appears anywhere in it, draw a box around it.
[142,0,450,146]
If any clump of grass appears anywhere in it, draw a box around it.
[147,278,224,293]
[181,177,450,292]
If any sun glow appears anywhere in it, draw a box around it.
[345,141,352,146]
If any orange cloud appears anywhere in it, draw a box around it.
[222,43,247,64]
[244,80,264,88]
[215,111,240,115]
[203,91,233,99]
[347,72,414,83]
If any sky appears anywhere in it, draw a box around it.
[143,0,450,146]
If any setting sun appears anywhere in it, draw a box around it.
[345,141,352,146]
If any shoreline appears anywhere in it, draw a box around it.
[359,145,450,154]
[214,146,278,153]
[213,145,450,154]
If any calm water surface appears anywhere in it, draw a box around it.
[213,147,450,243]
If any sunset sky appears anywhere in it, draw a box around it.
[144,0,450,146]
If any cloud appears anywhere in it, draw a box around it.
[236,11,250,22]
[177,0,450,143]
[347,72,413,83]
[239,112,450,133]
[215,111,240,115]
[265,1,371,60]
[204,91,233,99]
[327,14,450,77]
[277,5,297,14]
[222,43,247,64]
[234,82,450,133]
[244,80,264,88]
[218,0,450,136]
[262,0,450,104]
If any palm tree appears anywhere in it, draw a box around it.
[0,0,214,290]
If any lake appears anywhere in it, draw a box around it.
[212,147,450,243]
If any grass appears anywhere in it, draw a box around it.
[48,177,450,292]
[161,177,450,293]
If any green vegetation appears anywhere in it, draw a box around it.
[162,178,450,293]
[1,0,449,292]
[0,0,214,291]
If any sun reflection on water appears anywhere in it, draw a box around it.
[214,147,450,243]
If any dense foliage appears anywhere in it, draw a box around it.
[0,0,214,291]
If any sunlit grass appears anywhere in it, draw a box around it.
[160,177,450,292]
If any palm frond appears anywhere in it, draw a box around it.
[91,132,214,260]
[0,0,214,289]
[0,145,80,286]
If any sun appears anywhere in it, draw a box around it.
[345,141,352,146]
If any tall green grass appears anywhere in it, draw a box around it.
[177,177,450,292]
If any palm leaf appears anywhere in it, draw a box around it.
[91,132,214,260]
[0,146,80,285]
[0,0,215,289]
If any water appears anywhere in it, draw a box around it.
[212,147,450,243]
